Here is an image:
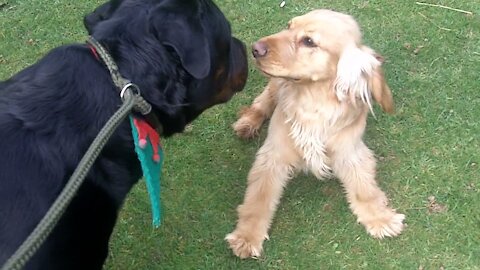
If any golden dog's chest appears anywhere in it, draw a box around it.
[277,84,365,178]
[277,89,335,178]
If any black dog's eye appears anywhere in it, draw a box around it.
[301,36,316,47]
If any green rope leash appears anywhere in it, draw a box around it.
[1,91,138,270]
[87,36,152,116]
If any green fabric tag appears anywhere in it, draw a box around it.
[129,115,163,227]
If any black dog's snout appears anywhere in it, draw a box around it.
[252,41,268,58]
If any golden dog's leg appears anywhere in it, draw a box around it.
[226,110,299,258]
[232,79,279,139]
[332,141,405,238]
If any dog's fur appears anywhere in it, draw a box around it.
[225,9,404,258]
[0,0,247,268]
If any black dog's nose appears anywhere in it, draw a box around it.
[252,41,268,58]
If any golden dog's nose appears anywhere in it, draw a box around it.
[252,41,268,58]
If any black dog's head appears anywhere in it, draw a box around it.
[84,0,248,135]
[83,0,123,33]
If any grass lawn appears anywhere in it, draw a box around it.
[1,0,479,269]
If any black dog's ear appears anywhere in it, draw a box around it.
[84,0,123,34]
[149,4,211,79]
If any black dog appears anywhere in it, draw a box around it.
[0,0,247,269]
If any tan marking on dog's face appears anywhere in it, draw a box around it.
[254,9,362,81]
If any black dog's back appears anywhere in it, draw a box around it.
[0,45,139,269]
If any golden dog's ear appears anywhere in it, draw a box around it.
[369,61,394,114]
[334,45,394,114]
[362,46,395,114]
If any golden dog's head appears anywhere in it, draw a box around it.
[252,9,394,113]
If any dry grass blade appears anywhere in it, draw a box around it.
[418,12,452,31]
[415,2,473,15]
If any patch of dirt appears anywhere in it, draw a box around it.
[183,123,194,133]
[466,182,476,191]
[26,38,39,46]
[321,186,337,197]
[427,196,447,214]
[413,45,425,55]
[322,203,332,212]
[402,42,426,55]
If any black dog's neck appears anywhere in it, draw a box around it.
[88,36,192,136]
[86,38,164,135]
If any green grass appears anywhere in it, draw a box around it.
[1,0,479,269]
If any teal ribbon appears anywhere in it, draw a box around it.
[129,115,163,227]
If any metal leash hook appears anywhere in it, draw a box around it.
[120,82,141,100]
[120,83,152,116]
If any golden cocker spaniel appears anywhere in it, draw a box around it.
[226,9,404,258]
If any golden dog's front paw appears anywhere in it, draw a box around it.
[225,231,265,258]
[363,211,405,238]
[232,119,258,139]
[232,107,264,139]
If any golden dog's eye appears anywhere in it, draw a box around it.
[301,36,316,47]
